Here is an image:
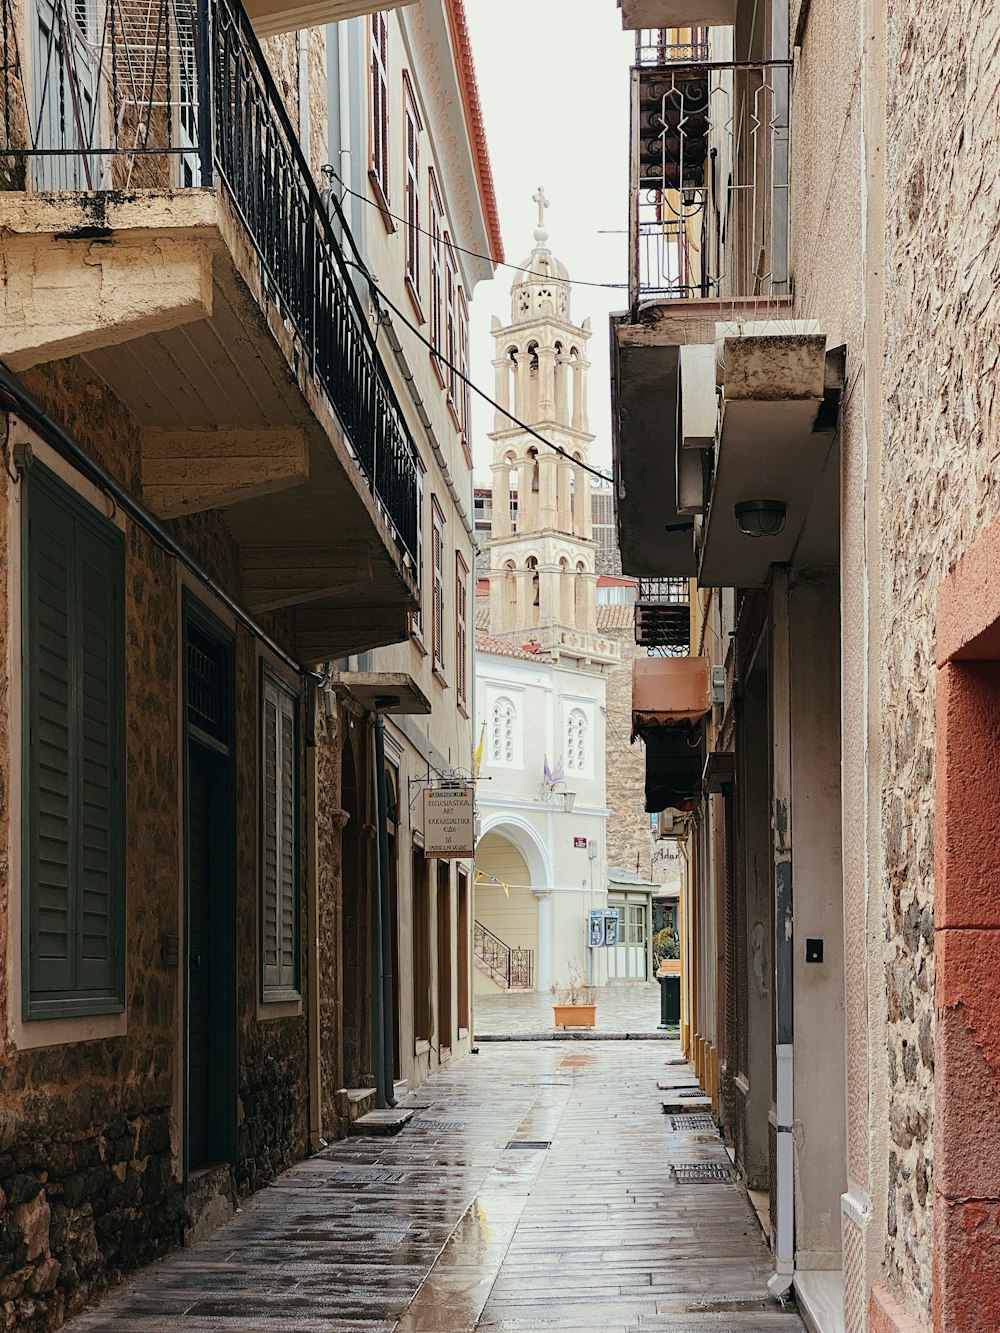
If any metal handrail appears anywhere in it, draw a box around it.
[0,0,419,565]
[474,920,533,990]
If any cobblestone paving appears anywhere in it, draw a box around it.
[69,1043,804,1332]
[474,982,667,1038]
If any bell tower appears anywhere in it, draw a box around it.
[487,192,615,669]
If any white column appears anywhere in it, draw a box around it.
[533,889,553,993]
[538,345,557,419]
[491,462,511,538]
[572,358,589,432]
[493,358,511,433]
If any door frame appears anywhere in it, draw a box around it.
[181,590,237,1183]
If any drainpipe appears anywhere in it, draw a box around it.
[305,685,325,1151]
[369,724,386,1108]
[338,21,353,226]
[767,567,795,1297]
[297,30,311,158]
[374,716,396,1105]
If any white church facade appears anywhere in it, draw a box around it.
[474,195,619,997]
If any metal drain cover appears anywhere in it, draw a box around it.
[414,1120,467,1131]
[672,1162,733,1183]
[333,1168,409,1185]
[669,1113,717,1132]
[506,1140,551,1150]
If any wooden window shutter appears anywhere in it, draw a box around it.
[404,75,420,292]
[429,174,443,356]
[261,670,300,999]
[432,502,445,673]
[25,463,125,1018]
[370,13,390,201]
[455,555,468,710]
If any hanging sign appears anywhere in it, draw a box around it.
[423,787,475,858]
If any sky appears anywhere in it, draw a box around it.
[463,1,636,482]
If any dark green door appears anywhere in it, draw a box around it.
[184,602,236,1174]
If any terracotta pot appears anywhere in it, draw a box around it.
[552,1003,597,1030]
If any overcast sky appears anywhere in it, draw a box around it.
[464,1,635,481]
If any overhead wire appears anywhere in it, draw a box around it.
[344,258,615,484]
[323,165,628,291]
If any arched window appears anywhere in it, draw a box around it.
[492,697,516,763]
[566,708,587,772]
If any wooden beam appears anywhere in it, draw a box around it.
[241,543,383,613]
[141,427,308,519]
[294,606,410,664]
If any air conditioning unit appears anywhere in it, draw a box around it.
[711,664,726,706]
[658,809,688,839]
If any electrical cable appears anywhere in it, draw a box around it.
[323,166,628,291]
[344,259,614,484]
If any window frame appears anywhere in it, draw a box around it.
[445,239,459,423]
[368,11,393,225]
[21,460,126,1021]
[566,707,588,774]
[457,286,471,462]
[428,170,445,385]
[409,467,426,649]
[431,497,446,679]
[259,663,301,1003]
[403,70,422,309]
[490,695,518,767]
[455,552,469,714]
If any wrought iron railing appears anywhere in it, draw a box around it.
[0,0,419,565]
[636,577,690,654]
[635,28,710,66]
[629,57,791,312]
[474,920,533,991]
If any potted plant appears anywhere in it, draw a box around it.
[550,964,598,1029]
[652,927,681,976]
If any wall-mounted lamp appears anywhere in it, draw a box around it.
[735,499,787,538]
[561,789,577,813]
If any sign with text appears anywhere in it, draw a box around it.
[573,836,588,849]
[423,787,475,858]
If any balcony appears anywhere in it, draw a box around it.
[635,577,690,654]
[0,0,419,659]
[631,656,709,812]
[612,42,843,588]
[619,3,735,29]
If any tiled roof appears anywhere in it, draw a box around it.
[596,604,635,631]
[476,604,490,630]
[444,0,504,265]
[475,633,551,662]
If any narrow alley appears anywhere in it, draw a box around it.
[68,1041,802,1333]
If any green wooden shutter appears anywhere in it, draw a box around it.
[25,464,124,1018]
[261,671,299,999]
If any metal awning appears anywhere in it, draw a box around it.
[631,657,711,739]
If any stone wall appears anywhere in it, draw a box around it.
[875,0,1000,1314]
[0,357,312,1327]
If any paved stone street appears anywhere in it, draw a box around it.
[474,982,668,1038]
[69,1042,803,1333]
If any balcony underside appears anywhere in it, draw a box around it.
[0,191,416,661]
[247,0,413,40]
[618,0,736,28]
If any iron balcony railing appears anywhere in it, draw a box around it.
[628,51,792,312]
[636,577,690,654]
[474,920,533,991]
[0,0,419,565]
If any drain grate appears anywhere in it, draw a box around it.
[672,1162,733,1184]
[668,1113,717,1132]
[414,1119,467,1131]
[333,1168,409,1185]
[506,1140,552,1150]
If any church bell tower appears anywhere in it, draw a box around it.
[487,192,615,668]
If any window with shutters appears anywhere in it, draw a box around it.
[428,171,444,381]
[260,668,300,1000]
[369,12,391,213]
[403,72,421,302]
[23,462,125,1020]
[445,241,459,421]
[455,553,468,713]
[457,288,471,451]
[410,469,425,644]
[431,498,446,677]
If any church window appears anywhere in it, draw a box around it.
[492,697,516,764]
[566,708,587,773]
[369,14,390,206]
[403,74,421,298]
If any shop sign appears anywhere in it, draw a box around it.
[423,787,475,858]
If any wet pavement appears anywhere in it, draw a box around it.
[70,1042,804,1332]
[474,982,667,1039]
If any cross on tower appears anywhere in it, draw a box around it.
[532,186,549,230]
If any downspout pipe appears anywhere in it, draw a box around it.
[374,716,396,1105]
[369,724,386,1108]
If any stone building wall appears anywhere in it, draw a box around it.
[0,358,313,1329]
[875,0,1000,1311]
